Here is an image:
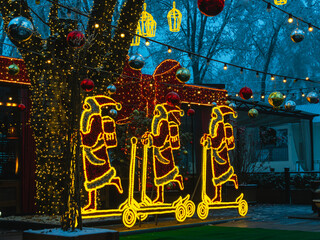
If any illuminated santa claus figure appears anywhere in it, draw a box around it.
[201,105,238,202]
[80,95,123,211]
[143,92,184,203]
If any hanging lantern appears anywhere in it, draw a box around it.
[268,92,284,109]
[128,54,145,70]
[80,78,94,92]
[291,28,305,43]
[248,108,258,118]
[166,92,180,106]
[131,22,141,46]
[167,1,182,32]
[306,91,319,104]
[7,16,34,42]
[285,100,296,111]
[67,30,86,48]
[176,68,191,83]
[8,63,20,75]
[107,84,116,94]
[187,108,195,116]
[274,0,287,5]
[197,0,225,17]
[239,87,253,100]
[139,3,157,37]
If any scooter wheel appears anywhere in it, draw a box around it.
[186,200,195,218]
[122,208,137,228]
[238,199,248,217]
[138,203,148,221]
[175,204,187,222]
[197,202,209,220]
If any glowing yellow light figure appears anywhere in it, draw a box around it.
[80,95,123,212]
[274,0,287,5]
[138,3,157,37]
[197,105,248,220]
[131,21,141,46]
[167,1,182,32]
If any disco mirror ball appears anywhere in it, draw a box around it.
[128,54,145,70]
[291,28,305,43]
[7,16,34,42]
[284,100,296,111]
[306,91,319,104]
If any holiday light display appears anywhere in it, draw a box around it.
[198,105,248,220]
[138,3,157,37]
[274,0,287,5]
[80,95,123,212]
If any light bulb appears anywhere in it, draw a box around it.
[223,64,227,70]
[288,14,293,23]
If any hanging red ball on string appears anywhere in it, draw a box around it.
[18,103,26,111]
[198,0,225,17]
[81,78,94,92]
[166,92,180,106]
[239,87,253,100]
[187,108,195,116]
[67,30,86,48]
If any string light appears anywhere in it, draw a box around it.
[145,40,150,46]
[266,2,271,12]
[94,23,99,28]
[223,64,228,70]
[271,75,275,81]
[120,33,125,38]
[288,14,293,23]
[167,47,172,53]
[240,68,243,74]
[308,24,314,32]
[206,59,210,65]
[256,72,259,78]
[283,78,287,83]
[306,77,309,81]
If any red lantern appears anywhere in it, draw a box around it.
[67,30,86,48]
[239,87,253,100]
[198,0,225,17]
[165,92,180,106]
[187,108,195,116]
[81,78,94,92]
[18,103,26,111]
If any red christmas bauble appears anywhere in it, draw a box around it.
[18,103,26,111]
[81,78,94,92]
[67,30,86,48]
[239,87,253,100]
[165,92,180,106]
[198,0,225,17]
[187,108,195,116]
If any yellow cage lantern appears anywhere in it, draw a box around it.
[138,3,157,37]
[167,1,182,32]
[274,0,287,5]
[131,21,141,46]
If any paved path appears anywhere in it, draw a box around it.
[1,204,319,240]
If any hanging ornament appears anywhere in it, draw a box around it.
[139,3,157,37]
[248,108,258,118]
[80,78,94,92]
[285,100,296,111]
[187,108,195,116]
[166,182,173,190]
[225,100,231,105]
[291,28,305,43]
[183,150,188,155]
[128,54,145,70]
[7,16,34,42]
[176,67,191,83]
[18,103,26,111]
[67,30,86,48]
[197,0,225,17]
[109,109,118,118]
[212,102,217,107]
[8,63,20,75]
[268,92,284,109]
[229,102,236,109]
[107,84,116,94]
[239,87,253,100]
[274,0,287,5]
[166,92,180,106]
[167,1,182,32]
[306,91,319,104]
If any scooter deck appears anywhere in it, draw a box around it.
[82,209,123,218]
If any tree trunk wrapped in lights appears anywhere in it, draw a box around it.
[0,0,144,225]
